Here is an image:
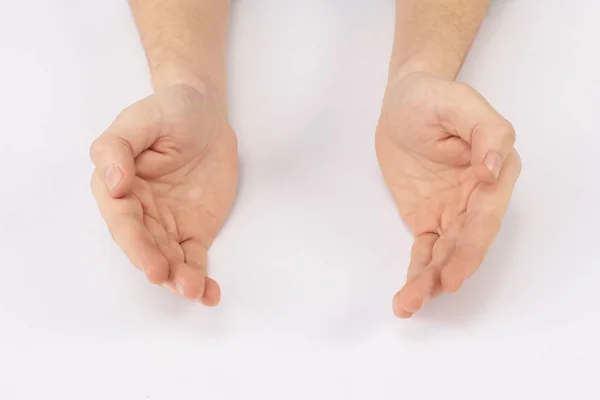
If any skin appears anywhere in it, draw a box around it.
[90,0,521,316]
[90,0,236,305]
[377,0,522,318]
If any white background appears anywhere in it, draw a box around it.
[1,0,599,398]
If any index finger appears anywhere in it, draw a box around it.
[91,169,169,284]
[440,149,522,292]
[89,96,162,198]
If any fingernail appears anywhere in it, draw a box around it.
[484,151,502,179]
[105,164,123,191]
[175,282,185,297]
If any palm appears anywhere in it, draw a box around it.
[377,130,479,236]
[130,132,236,301]
[91,84,237,305]
[132,166,228,264]
[376,73,521,318]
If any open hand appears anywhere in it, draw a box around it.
[90,84,238,305]
[376,72,521,318]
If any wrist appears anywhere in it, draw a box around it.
[151,63,227,106]
[388,51,464,86]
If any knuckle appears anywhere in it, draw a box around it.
[89,168,109,200]
[491,119,516,145]
[114,135,133,157]
[502,121,517,143]
[114,105,134,122]
[508,148,523,178]
[454,81,484,102]
[89,138,104,161]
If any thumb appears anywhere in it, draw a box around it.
[470,120,516,184]
[89,96,162,198]
[441,82,516,184]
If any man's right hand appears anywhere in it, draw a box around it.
[376,72,520,318]
[90,84,238,305]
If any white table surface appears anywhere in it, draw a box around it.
[1,0,599,398]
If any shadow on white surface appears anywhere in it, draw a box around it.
[1,0,600,399]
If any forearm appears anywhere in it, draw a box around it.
[130,0,230,102]
[390,0,490,81]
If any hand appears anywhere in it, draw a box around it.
[90,84,238,305]
[375,72,521,318]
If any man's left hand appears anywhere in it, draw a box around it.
[376,72,522,318]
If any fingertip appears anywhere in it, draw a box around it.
[90,136,136,198]
[473,150,503,185]
[396,309,414,319]
[470,120,515,184]
[145,260,170,285]
[105,163,133,198]
[483,150,505,183]
[201,277,221,307]
[398,287,425,313]
[168,261,207,299]
[393,292,413,319]
[484,150,502,177]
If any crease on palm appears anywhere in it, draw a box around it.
[376,75,520,318]
[392,141,479,235]
[90,85,237,306]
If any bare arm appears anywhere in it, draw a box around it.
[90,1,237,304]
[377,0,521,318]
[390,0,490,81]
[130,0,230,103]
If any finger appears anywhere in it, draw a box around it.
[440,83,516,184]
[392,202,440,317]
[407,232,438,281]
[395,278,435,315]
[430,223,459,264]
[433,136,471,167]
[170,240,213,302]
[392,303,413,319]
[396,265,438,314]
[201,277,222,307]
[91,170,169,284]
[135,150,180,180]
[394,216,466,317]
[182,239,221,306]
[395,231,454,313]
[393,233,437,318]
[412,200,442,237]
[142,225,201,298]
[89,96,161,198]
[441,150,522,292]
[470,121,516,184]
